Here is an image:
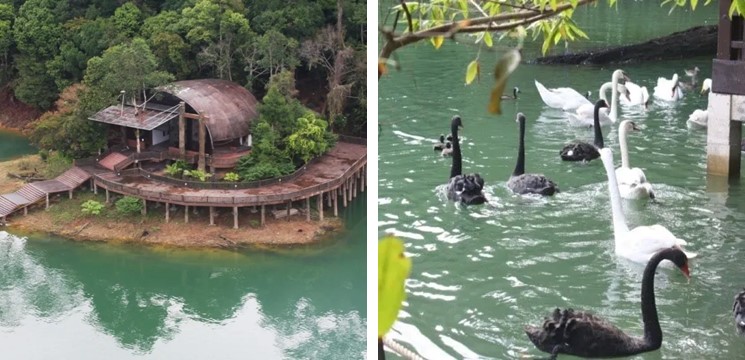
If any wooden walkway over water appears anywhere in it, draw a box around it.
[1,140,366,229]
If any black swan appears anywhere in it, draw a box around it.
[507,113,559,196]
[501,87,520,100]
[559,99,608,162]
[734,288,745,333]
[525,247,690,359]
[446,115,486,205]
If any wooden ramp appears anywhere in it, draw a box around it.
[0,166,91,220]
[98,152,128,171]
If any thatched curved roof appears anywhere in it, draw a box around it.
[157,79,258,142]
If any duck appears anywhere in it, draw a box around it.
[687,78,712,129]
[508,113,559,196]
[535,80,592,111]
[433,134,447,151]
[653,73,684,101]
[560,100,608,161]
[616,120,655,200]
[501,87,521,100]
[568,69,629,127]
[600,147,696,264]
[525,247,690,359]
[446,116,486,205]
[734,288,745,333]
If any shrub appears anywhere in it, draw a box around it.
[81,200,104,216]
[223,172,241,182]
[241,161,294,181]
[164,160,188,177]
[183,169,212,182]
[42,152,73,178]
[116,196,143,215]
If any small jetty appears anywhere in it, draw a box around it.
[0,167,91,222]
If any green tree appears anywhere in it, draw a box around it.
[257,83,306,138]
[141,10,194,78]
[287,113,333,163]
[0,3,13,69]
[257,29,299,77]
[112,2,142,40]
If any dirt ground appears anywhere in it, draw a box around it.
[0,154,43,193]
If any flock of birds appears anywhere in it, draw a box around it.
[428,68,745,359]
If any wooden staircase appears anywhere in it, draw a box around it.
[98,152,129,171]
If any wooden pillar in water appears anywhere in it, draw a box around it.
[165,203,170,223]
[342,184,347,207]
[178,102,186,159]
[306,197,311,221]
[198,114,207,172]
[352,176,357,198]
[333,190,338,217]
[317,192,324,221]
[185,205,189,223]
[233,206,238,229]
[261,205,265,226]
[209,206,215,226]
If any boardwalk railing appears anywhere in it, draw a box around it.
[95,153,366,207]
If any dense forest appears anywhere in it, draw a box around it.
[0,0,366,151]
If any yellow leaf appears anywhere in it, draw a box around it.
[378,236,412,337]
[488,49,521,115]
[465,60,480,85]
[484,32,493,47]
[431,36,444,49]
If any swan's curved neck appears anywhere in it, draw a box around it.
[593,103,604,148]
[512,118,526,177]
[610,75,619,122]
[601,152,629,238]
[636,251,667,352]
[450,124,462,179]
[619,125,630,169]
[598,82,612,103]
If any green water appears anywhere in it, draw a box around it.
[379,2,745,359]
[0,128,367,359]
[0,130,35,161]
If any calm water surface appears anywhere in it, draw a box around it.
[0,130,35,161]
[0,132,366,359]
[379,2,745,359]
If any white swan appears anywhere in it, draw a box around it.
[568,69,628,127]
[615,120,654,200]
[653,73,684,101]
[600,148,697,265]
[535,80,591,111]
[686,78,712,129]
[619,81,650,108]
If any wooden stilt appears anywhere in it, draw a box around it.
[327,192,332,207]
[24,206,28,216]
[333,190,338,217]
[185,205,189,223]
[352,177,357,198]
[306,197,311,221]
[93,181,97,194]
[178,102,186,159]
[343,182,347,207]
[209,206,215,226]
[317,192,324,221]
[142,199,147,215]
[105,189,110,203]
[165,203,170,223]
[261,205,265,226]
[135,128,141,153]
[46,194,49,209]
[287,200,291,221]
[233,206,238,229]
[348,178,353,200]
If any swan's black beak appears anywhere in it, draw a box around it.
[622,72,631,84]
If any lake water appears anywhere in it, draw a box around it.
[0,133,367,359]
[0,129,35,161]
[379,2,745,359]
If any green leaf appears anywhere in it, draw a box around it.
[378,236,412,337]
[465,59,480,85]
[488,49,521,115]
[690,0,698,10]
[484,31,493,47]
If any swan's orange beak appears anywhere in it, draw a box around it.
[680,263,691,279]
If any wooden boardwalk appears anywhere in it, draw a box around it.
[0,167,91,222]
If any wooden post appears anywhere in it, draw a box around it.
[348,178,353,200]
[317,192,324,221]
[286,200,291,221]
[209,206,215,225]
[261,205,265,226]
[361,166,365,191]
[105,189,110,203]
[185,205,189,223]
[135,128,141,153]
[46,194,49,209]
[327,191,332,207]
[24,206,28,216]
[178,102,186,159]
[233,206,238,229]
[141,199,147,215]
[93,181,97,195]
[121,126,127,147]
[68,190,73,199]
[306,197,311,221]
[352,176,357,198]
[165,202,170,223]
[333,190,338,217]
[198,114,207,172]
[342,182,347,207]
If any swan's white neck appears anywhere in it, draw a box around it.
[601,151,630,239]
[610,73,620,122]
[619,123,631,169]
[598,82,612,103]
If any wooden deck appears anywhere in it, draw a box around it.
[0,167,91,221]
